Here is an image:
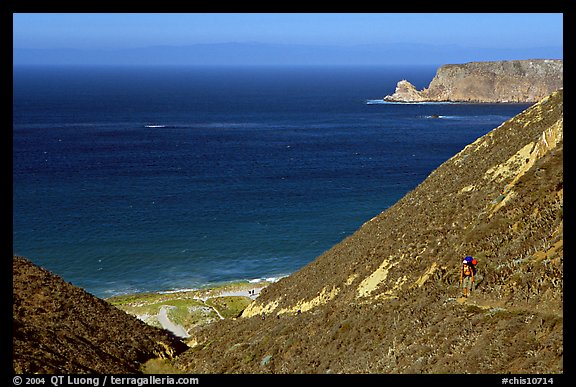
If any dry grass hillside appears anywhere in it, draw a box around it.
[12,90,563,374]
[13,256,189,373]
[173,89,563,373]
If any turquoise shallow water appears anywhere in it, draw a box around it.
[12,65,530,297]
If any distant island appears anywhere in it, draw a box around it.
[384,59,563,103]
[13,44,563,66]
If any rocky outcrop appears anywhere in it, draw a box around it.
[13,256,189,373]
[385,79,427,102]
[384,59,563,103]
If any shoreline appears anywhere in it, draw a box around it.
[102,274,287,300]
[106,276,280,303]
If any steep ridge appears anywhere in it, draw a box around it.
[13,256,189,373]
[174,89,563,373]
[384,60,563,103]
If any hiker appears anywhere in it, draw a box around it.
[460,257,475,298]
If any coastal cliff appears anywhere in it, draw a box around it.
[13,90,563,374]
[384,60,563,103]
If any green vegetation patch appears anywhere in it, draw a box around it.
[141,358,183,374]
[205,296,253,319]
[106,283,263,334]
[107,292,170,307]
[108,292,215,329]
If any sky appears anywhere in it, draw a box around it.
[12,13,564,65]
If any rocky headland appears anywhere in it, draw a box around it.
[13,89,563,374]
[384,59,563,103]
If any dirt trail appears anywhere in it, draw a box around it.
[157,287,263,335]
[158,306,189,338]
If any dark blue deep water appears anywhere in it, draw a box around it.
[13,66,530,297]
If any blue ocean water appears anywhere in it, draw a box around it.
[13,66,530,298]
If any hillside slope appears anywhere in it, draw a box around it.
[174,89,563,373]
[13,256,189,373]
[384,60,563,103]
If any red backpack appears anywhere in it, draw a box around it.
[463,256,477,275]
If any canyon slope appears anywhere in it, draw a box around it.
[384,60,563,103]
[175,89,563,373]
[12,256,189,373]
